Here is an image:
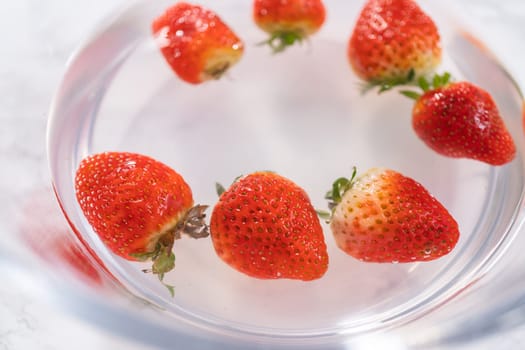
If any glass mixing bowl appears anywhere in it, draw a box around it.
[46,0,525,348]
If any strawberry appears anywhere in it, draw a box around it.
[75,152,209,295]
[401,74,516,166]
[253,0,326,53]
[152,2,244,84]
[210,172,328,280]
[323,168,459,263]
[348,0,441,91]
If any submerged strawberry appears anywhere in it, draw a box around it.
[322,168,459,263]
[210,172,328,280]
[75,152,209,295]
[348,0,441,91]
[152,2,244,84]
[402,74,516,166]
[253,0,326,53]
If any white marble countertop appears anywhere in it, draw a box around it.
[1,0,525,349]
[0,2,149,348]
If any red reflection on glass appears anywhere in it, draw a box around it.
[18,186,108,287]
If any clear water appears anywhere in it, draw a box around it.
[48,0,525,342]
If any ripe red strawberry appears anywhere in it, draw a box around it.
[402,74,516,165]
[253,0,326,53]
[324,168,459,263]
[210,172,328,280]
[152,2,244,84]
[75,152,209,294]
[348,0,441,91]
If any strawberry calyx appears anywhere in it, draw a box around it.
[317,167,358,222]
[215,182,227,196]
[215,174,253,197]
[259,31,304,53]
[176,205,211,239]
[362,70,453,96]
[361,69,416,94]
[132,236,176,296]
[129,204,209,297]
[400,72,453,100]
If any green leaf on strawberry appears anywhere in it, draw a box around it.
[75,152,210,296]
[325,168,460,263]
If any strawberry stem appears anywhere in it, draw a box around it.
[432,72,452,89]
[316,209,332,222]
[327,178,350,205]
[215,174,247,197]
[321,167,358,220]
[151,246,176,297]
[176,205,210,239]
[259,31,304,53]
[400,90,422,100]
[399,71,454,100]
[362,69,417,95]
[216,182,226,196]
[137,239,176,296]
[130,205,210,297]
[418,76,430,92]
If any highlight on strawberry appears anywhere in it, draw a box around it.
[319,167,460,263]
[400,73,517,166]
[348,0,442,93]
[210,171,329,281]
[152,2,244,84]
[253,0,326,53]
[75,152,209,296]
